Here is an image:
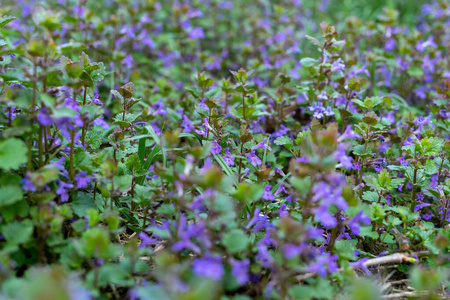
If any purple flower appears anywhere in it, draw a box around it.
[91,94,104,105]
[256,244,274,267]
[348,210,371,235]
[317,91,328,101]
[93,116,109,129]
[180,114,194,133]
[334,143,353,169]
[309,101,333,119]
[309,102,325,119]
[413,116,434,132]
[188,27,205,39]
[56,180,74,202]
[324,106,335,116]
[9,82,25,88]
[275,184,288,196]
[398,156,409,166]
[349,257,371,275]
[331,58,345,73]
[75,171,90,189]
[262,185,275,201]
[138,232,161,249]
[306,254,339,277]
[193,257,224,281]
[223,147,235,166]
[423,211,433,220]
[315,205,337,228]
[247,151,262,167]
[282,243,305,259]
[211,140,222,155]
[416,36,437,52]
[21,173,36,192]
[385,38,396,51]
[230,259,249,285]
[37,107,53,126]
[296,156,309,163]
[246,208,275,232]
[338,125,361,141]
[251,138,273,151]
[373,157,387,172]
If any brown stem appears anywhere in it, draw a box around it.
[410,166,418,212]
[69,129,76,183]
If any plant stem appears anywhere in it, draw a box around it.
[238,144,244,183]
[410,166,418,212]
[242,91,246,121]
[38,126,43,167]
[81,86,88,146]
[69,129,76,182]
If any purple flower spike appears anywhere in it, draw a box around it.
[262,185,275,201]
[211,140,222,155]
[193,256,224,281]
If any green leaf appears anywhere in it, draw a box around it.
[387,178,405,191]
[300,57,318,67]
[85,130,102,150]
[1,220,33,245]
[71,193,96,217]
[0,138,28,171]
[138,137,147,164]
[0,15,17,29]
[359,226,379,239]
[288,285,312,300]
[156,204,175,216]
[0,185,23,208]
[185,86,201,99]
[362,111,378,126]
[114,113,141,128]
[290,176,311,196]
[362,191,379,203]
[111,90,124,102]
[204,87,222,99]
[334,240,356,261]
[423,137,443,156]
[407,66,424,78]
[222,229,249,253]
[305,35,322,47]
[271,172,291,194]
[274,136,293,150]
[146,125,166,168]
[233,182,263,203]
[126,153,141,173]
[378,170,391,188]
[424,159,438,175]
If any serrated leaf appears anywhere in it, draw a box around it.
[0,138,28,171]
[274,136,293,150]
[0,15,17,29]
[1,220,33,245]
[334,240,356,261]
[0,185,23,208]
[362,112,378,126]
[362,191,380,203]
[85,130,102,149]
[222,229,249,254]
[305,35,322,47]
[126,153,141,173]
[72,192,97,217]
[204,87,222,99]
[290,176,311,196]
[300,57,318,68]
[424,159,438,175]
[407,66,424,78]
